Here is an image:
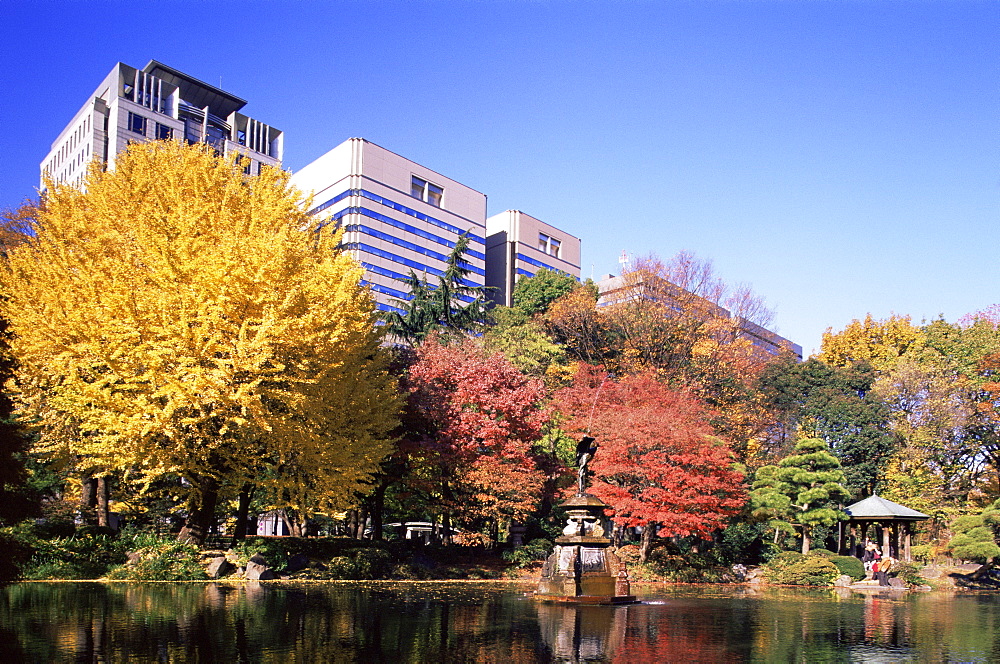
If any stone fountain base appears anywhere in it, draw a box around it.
[535,494,638,606]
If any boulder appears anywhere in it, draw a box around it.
[833,575,853,588]
[888,577,907,589]
[245,554,277,580]
[284,553,310,574]
[206,556,234,579]
[125,551,143,566]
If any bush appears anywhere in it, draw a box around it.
[21,532,129,580]
[106,539,208,581]
[829,555,865,580]
[909,544,935,563]
[325,548,396,580]
[763,551,840,586]
[502,539,552,568]
[808,548,836,558]
[892,562,924,587]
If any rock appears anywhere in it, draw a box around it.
[888,577,907,589]
[206,556,234,579]
[833,575,853,588]
[284,553,310,574]
[916,585,933,592]
[125,551,142,566]
[919,567,943,579]
[245,554,277,580]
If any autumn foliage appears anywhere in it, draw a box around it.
[1,141,399,543]
[400,336,550,536]
[554,366,746,556]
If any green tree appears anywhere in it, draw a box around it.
[749,465,795,545]
[946,500,1000,575]
[382,235,489,346]
[511,268,587,317]
[763,437,850,554]
[1,141,399,545]
[760,357,893,496]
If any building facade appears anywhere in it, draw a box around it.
[485,210,582,307]
[290,138,488,314]
[41,60,282,190]
[596,273,803,360]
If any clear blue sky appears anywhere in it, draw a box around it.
[2,1,996,356]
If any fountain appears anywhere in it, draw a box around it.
[536,436,637,605]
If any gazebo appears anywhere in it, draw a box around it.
[840,494,930,562]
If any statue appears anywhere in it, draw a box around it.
[575,436,598,495]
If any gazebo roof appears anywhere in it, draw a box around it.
[844,494,930,521]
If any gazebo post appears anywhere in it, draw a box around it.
[849,524,857,558]
[881,522,890,556]
[903,523,911,562]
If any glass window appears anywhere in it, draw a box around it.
[128,112,147,136]
[411,176,427,199]
[550,238,561,258]
[411,176,444,207]
[155,123,172,140]
[539,233,550,252]
[427,183,444,207]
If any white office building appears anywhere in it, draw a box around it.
[290,138,488,315]
[41,60,282,190]
[485,210,582,307]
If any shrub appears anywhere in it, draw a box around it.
[326,548,396,580]
[808,548,836,558]
[892,562,924,587]
[909,544,935,563]
[763,551,839,586]
[502,539,552,568]
[829,555,865,580]
[21,533,128,580]
[105,539,208,581]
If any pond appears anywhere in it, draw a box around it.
[2,581,1000,662]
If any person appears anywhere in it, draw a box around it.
[862,542,875,574]
[876,556,894,586]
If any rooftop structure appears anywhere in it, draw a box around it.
[485,210,581,307]
[41,60,282,190]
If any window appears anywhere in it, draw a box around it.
[538,233,561,258]
[128,112,147,136]
[155,123,173,140]
[411,176,444,208]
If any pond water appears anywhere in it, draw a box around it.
[2,581,999,662]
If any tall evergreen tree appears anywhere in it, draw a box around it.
[382,235,489,346]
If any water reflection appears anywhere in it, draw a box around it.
[3,582,1000,662]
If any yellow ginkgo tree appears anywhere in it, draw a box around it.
[1,141,399,543]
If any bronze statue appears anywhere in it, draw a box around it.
[575,436,598,495]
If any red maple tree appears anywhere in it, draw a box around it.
[554,365,746,560]
[401,336,550,542]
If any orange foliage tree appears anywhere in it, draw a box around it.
[400,336,550,543]
[554,365,746,561]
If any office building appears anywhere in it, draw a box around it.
[485,210,582,307]
[41,60,282,190]
[290,138,488,314]
[596,273,803,360]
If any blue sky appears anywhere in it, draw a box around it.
[2,1,996,355]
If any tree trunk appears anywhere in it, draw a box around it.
[369,484,386,541]
[231,483,255,544]
[442,512,453,546]
[79,476,98,526]
[801,527,811,555]
[177,475,220,545]
[638,523,656,563]
[96,475,111,529]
